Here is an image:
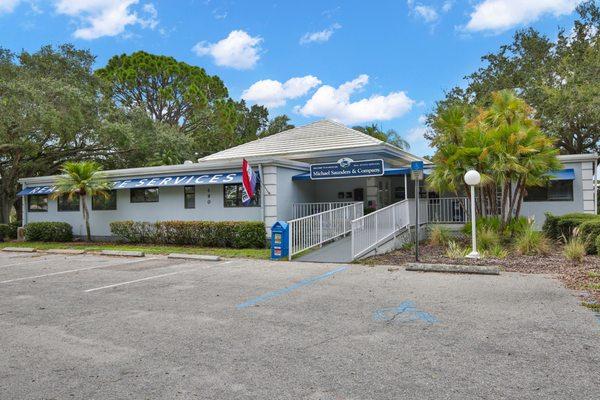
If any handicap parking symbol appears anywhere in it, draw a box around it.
[373,300,438,325]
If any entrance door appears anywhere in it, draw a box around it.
[377,178,392,208]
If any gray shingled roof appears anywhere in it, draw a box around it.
[200,119,385,161]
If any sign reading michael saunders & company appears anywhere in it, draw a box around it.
[310,158,385,180]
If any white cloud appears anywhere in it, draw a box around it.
[242,76,321,108]
[54,0,159,40]
[300,23,341,45]
[414,5,438,23]
[296,74,415,125]
[193,30,262,70]
[0,0,21,14]
[465,0,581,32]
[406,126,428,144]
[442,1,453,12]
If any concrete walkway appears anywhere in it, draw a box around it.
[296,235,352,263]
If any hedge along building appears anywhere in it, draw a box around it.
[17,120,598,246]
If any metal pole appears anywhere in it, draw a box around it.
[471,185,477,253]
[415,178,419,262]
[466,185,480,258]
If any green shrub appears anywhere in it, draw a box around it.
[563,236,586,263]
[555,213,600,240]
[0,224,10,239]
[428,226,451,247]
[505,216,529,237]
[542,212,560,239]
[596,234,600,256]
[24,222,73,242]
[109,220,266,249]
[463,215,528,239]
[463,216,500,236]
[577,220,600,254]
[0,222,19,240]
[514,225,550,256]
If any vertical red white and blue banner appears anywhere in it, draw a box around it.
[241,159,258,206]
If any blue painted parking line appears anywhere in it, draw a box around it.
[373,300,438,325]
[236,266,348,309]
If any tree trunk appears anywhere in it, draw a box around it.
[508,177,523,221]
[514,183,526,219]
[81,195,92,241]
[13,197,22,224]
[500,181,510,225]
[0,192,12,224]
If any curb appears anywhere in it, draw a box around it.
[406,263,500,275]
[100,250,145,257]
[168,253,221,261]
[2,247,36,253]
[45,249,86,255]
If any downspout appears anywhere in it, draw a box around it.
[595,159,598,214]
[21,184,27,226]
[258,163,266,228]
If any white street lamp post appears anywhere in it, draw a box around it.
[464,170,481,259]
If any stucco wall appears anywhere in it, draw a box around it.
[25,184,262,237]
[519,160,593,228]
[276,167,314,222]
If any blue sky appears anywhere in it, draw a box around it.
[0,0,584,156]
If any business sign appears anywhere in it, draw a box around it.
[17,172,250,196]
[310,158,384,180]
[410,161,424,180]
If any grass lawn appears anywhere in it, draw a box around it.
[0,241,270,259]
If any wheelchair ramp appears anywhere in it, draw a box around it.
[296,236,353,263]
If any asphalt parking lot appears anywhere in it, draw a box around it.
[0,252,599,399]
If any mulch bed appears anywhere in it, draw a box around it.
[368,243,600,306]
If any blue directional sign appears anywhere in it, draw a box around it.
[310,158,384,180]
[411,161,424,171]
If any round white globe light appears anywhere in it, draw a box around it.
[464,170,481,186]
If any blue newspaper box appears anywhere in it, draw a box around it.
[271,221,289,260]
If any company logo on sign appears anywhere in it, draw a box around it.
[310,158,385,180]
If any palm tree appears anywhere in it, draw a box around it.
[50,161,111,241]
[427,90,560,226]
[352,123,411,150]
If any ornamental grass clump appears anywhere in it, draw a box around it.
[477,227,501,251]
[482,244,508,259]
[562,229,586,263]
[563,237,586,263]
[514,222,551,256]
[428,226,451,247]
[446,240,468,259]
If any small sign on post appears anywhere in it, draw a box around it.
[410,161,424,181]
[410,161,424,262]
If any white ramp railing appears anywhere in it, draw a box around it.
[427,197,469,223]
[288,202,363,260]
[351,200,410,260]
[292,202,359,219]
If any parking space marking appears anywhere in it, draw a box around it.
[0,255,100,269]
[85,260,232,292]
[0,257,158,284]
[236,266,348,309]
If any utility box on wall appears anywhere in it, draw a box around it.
[270,221,289,260]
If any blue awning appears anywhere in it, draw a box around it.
[550,168,575,181]
[18,171,251,196]
[292,167,428,181]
